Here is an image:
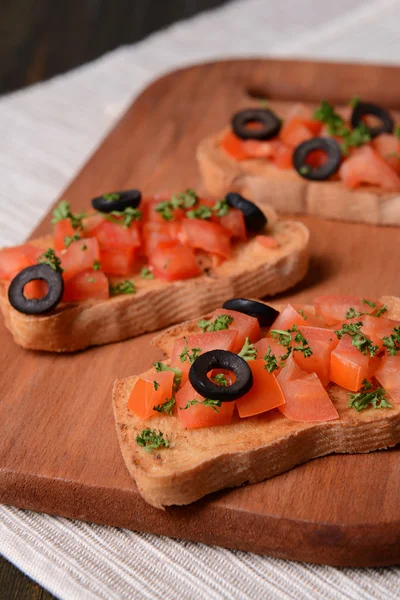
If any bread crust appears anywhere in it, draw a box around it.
[197,128,400,226]
[113,296,400,509]
[0,207,309,352]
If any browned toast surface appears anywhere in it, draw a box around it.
[113,296,400,509]
[197,128,400,226]
[0,206,309,352]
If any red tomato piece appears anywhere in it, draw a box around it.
[269,304,310,331]
[372,133,400,174]
[53,219,76,251]
[0,244,40,279]
[82,213,104,237]
[211,308,261,351]
[280,117,319,148]
[94,220,141,249]
[375,355,400,403]
[219,208,247,241]
[61,237,100,281]
[128,370,175,420]
[241,139,277,158]
[142,221,182,257]
[345,314,400,354]
[272,142,293,169]
[176,380,235,429]
[170,330,239,385]
[330,335,370,391]
[294,326,339,385]
[144,199,185,223]
[255,235,279,249]
[236,359,285,418]
[99,247,138,276]
[254,336,285,370]
[339,145,400,190]
[277,366,339,422]
[314,295,378,326]
[221,130,250,161]
[180,219,232,259]
[149,241,200,281]
[62,269,109,302]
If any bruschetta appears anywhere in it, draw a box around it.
[0,190,309,351]
[113,295,400,508]
[197,100,400,226]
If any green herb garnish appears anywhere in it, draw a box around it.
[153,362,182,392]
[383,325,400,356]
[81,244,87,251]
[270,325,313,359]
[93,260,101,271]
[198,314,234,333]
[334,321,378,357]
[181,398,221,413]
[179,337,202,364]
[38,248,63,272]
[299,165,311,175]
[395,125,400,139]
[264,347,279,373]
[349,379,391,412]
[153,381,159,391]
[362,299,376,308]
[238,337,257,361]
[104,207,142,228]
[64,233,81,248]
[88,277,95,283]
[140,267,154,280]
[52,200,86,230]
[298,309,307,321]
[153,396,176,415]
[213,198,230,217]
[186,205,213,220]
[374,305,388,317]
[102,192,121,202]
[212,373,229,386]
[109,280,136,295]
[349,96,360,108]
[136,428,170,452]
[156,189,198,220]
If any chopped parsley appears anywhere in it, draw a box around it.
[186,205,213,220]
[88,277,95,283]
[52,200,86,230]
[345,307,363,319]
[298,309,307,320]
[104,207,142,228]
[334,321,378,357]
[375,305,388,317]
[156,189,198,220]
[81,244,88,251]
[153,362,182,392]
[179,337,202,364]
[109,280,136,295]
[270,325,313,360]
[345,300,387,320]
[64,233,81,247]
[153,381,159,391]
[383,325,400,356]
[362,299,376,308]
[92,260,101,271]
[213,198,230,217]
[102,192,121,202]
[153,396,176,415]
[395,125,400,139]
[155,201,175,221]
[140,267,154,280]
[181,398,221,412]
[198,314,234,333]
[264,347,279,373]
[38,248,63,272]
[349,380,391,412]
[212,373,229,386]
[238,337,257,361]
[299,165,311,176]
[349,96,360,108]
[313,100,345,133]
[136,428,170,452]
[313,100,371,155]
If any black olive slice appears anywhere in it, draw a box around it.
[189,350,253,402]
[293,137,342,181]
[222,298,280,327]
[231,109,281,141]
[350,102,394,138]
[8,264,64,315]
[226,192,267,232]
[91,189,141,213]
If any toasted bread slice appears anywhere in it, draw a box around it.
[197,128,400,226]
[0,206,309,352]
[113,296,400,509]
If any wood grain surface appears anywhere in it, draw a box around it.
[1,59,400,567]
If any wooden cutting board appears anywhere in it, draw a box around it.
[1,59,400,567]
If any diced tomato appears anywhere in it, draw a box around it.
[276,355,338,421]
[330,335,370,391]
[180,219,232,259]
[372,134,400,175]
[254,337,286,374]
[219,208,247,241]
[53,219,76,251]
[149,241,200,281]
[144,199,185,223]
[211,308,261,351]
[339,145,400,190]
[269,304,312,331]
[128,370,175,420]
[176,380,235,429]
[375,355,400,403]
[94,220,141,249]
[0,244,41,280]
[99,247,138,276]
[62,270,109,302]
[142,221,181,256]
[235,359,285,418]
[241,139,277,158]
[221,130,250,161]
[256,235,279,249]
[61,237,100,281]
[170,330,239,385]
[314,295,379,326]
[280,117,321,148]
[272,142,293,169]
[294,326,338,385]
[82,213,104,236]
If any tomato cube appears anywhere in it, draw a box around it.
[176,380,235,429]
[236,359,285,418]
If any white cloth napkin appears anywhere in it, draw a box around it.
[1,0,400,597]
